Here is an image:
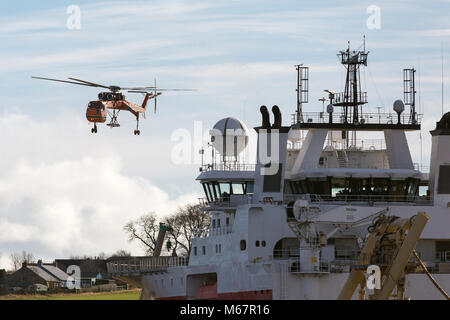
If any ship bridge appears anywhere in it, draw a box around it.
[197,163,255,210]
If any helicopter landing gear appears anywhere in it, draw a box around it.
[91,123,98,134]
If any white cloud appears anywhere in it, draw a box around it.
[0,112,201,269]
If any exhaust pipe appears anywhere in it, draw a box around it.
[260,105,270,128]
[272,105,282,128]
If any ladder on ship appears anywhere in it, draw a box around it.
[335,149,348,168]
[279,262,288,300]
[287,219,303,240]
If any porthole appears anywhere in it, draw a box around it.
[262,240,266,247]
[255,240,260,247]
[240,240,246,251]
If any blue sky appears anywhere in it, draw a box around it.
[0,0,450,267]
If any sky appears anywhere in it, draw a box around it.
[0,0,450,269]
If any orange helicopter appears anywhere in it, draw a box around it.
[32,76,193,135]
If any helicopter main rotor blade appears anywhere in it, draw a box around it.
[142,88,197,91]
[69,78,157,91]
[32,76,99,87]
[68,77,110,89]
[121,86,157,90]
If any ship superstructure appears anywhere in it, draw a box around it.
[108,44,450,300]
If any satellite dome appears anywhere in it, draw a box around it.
[210,117,249,157]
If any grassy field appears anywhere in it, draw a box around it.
[1,289,142,300]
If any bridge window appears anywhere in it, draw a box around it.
[232,183,244,194]
[240,240,246,251]
[438,166,450,194]
[212,219,216,229]
[202,246,206,255]
[226,217,230,226]
[202,183,212,202]
[202,181,254,200]
[244,182,254,194]
[288,177,420,199]
[220,183,231,195]
[194,247,197,256]
[217,219,221,228]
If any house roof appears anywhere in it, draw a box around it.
[26,266,59,282]
[54,259,108,278]
[41,264,70,281]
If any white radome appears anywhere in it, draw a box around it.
[210,117,249,157]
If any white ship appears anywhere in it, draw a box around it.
[108,44,450,300]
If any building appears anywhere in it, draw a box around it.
[8,260,70,291]
[0,269,7,294]
[54,259,110,288]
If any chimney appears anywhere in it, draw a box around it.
[254,105,290,202]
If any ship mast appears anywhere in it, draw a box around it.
[334,40,369,147]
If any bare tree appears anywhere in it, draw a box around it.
[123,212,160,255]
[164,214,184,256]
[173,204,210,256]
[10,251,35,271]
[110,250,132,258]
[123,204,210,257]
[97,252,107,260]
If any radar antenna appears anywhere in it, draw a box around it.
[295,64,309,123]
[403,68,417,124]
[334,40,369,124]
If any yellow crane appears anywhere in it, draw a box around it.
[338,211,449,300]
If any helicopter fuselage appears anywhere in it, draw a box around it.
[86,100,107,123]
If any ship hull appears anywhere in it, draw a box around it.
[142,267,450,300]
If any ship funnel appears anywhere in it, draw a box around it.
[254,105,290,202]
[260,105,270,128]
[428,112,450,207]
[272,105,282,128]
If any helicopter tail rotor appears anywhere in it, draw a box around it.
[154,78,157,113]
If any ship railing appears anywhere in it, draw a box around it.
[333,92,368,105]
[292,112,422,126]
[284,193,433,206]
[273,249,300,260]
[335,249,361,261]
[316,162,389,169]
[313,161,424,171]
[287,258,331,274]
[198,195,254,209]
[106,256,189,275]
[192,227,209,238]
[288,139,387,152]
[436,251,450,262]
[413,163,430,173]
[200,163,256,172]
[210,225,233,236]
